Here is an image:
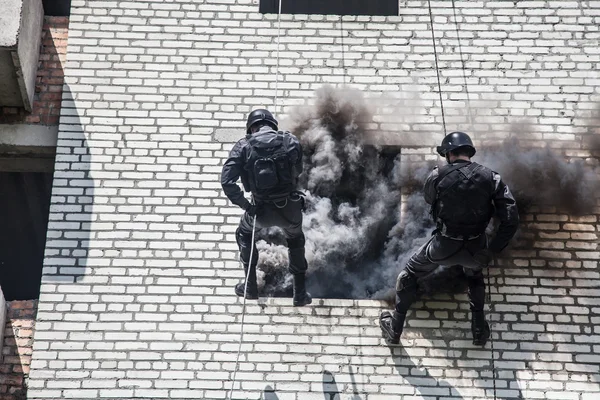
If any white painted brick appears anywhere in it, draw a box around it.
[27,2,600,400]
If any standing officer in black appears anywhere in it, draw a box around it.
[380,132,519,345]
[221,109,312,306]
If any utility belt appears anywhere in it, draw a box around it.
[435,219,485,241]
[252,190,305,209]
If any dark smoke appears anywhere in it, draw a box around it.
[253,86,600,300]
[480,138,600,215]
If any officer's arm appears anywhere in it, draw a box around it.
[489,173,519,253]
[287,132,303,176]
[423,167,439,205]
[221,141,251,210]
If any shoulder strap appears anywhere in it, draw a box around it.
[435,163,467,185]
[280,131,290,153]
[430,163,471,219]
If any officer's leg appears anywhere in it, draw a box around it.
[234,213,259,299]
[281,194,312,307]
[380,239,436,345]
[465,268,490,346]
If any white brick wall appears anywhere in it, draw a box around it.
[29,1,600,399]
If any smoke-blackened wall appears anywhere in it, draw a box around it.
[255,86,600,300]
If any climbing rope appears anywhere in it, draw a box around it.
[228,214,257,400]
[487,258,498,400]
[446,2,497,397]
[451,0,474,128]
[228,0,285,397]
[428,2,497,397]
[274,0,284,114]
[340,16,347,85]
[426,0,447,135]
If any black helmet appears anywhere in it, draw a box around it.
[436,131,476,157]
[246,109,278,134]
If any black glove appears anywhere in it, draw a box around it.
[244,203,264,217]
[473,249,493,268]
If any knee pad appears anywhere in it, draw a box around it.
[396,269,418,292]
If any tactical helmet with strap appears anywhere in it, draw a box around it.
[246,109,278,134]
[436,131,476,158]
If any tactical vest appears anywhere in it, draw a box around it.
[243,129,299,198]
[432,162,494,238]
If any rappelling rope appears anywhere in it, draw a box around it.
[274,0,284,114]
[229,1,284,397]
[451,0,474,128]
[228,214,257,400]
[447,2,497,397]
[487,257,498,400]
[426,0,447,135]
[340,16,347,85]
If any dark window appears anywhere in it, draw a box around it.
[0,172,53,300]
[259,145,403,300]
[42,0,71,16]
[260,0,398,16]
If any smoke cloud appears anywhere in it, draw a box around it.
[253,85,600,300]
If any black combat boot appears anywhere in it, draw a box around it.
[471,311,490,346]
[379,311,406,345]
[234,265,258,300]
[467,273,490,345]
[292,273,312,306]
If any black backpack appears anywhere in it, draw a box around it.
[245,130,297,193]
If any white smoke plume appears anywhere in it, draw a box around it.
[253,85,600,301]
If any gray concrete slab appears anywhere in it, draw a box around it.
[0,0,21,48]
[0,0,44,111]
[0,124,58,147]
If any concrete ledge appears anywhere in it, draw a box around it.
[0,0,44,111]
[0,124,58,147]
[0,156,54,172]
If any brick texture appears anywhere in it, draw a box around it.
[0,17,69,125]
[28,1,600,399]
[0,301,38,400]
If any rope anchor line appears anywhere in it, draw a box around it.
[228,1,284,398]
[430,2,494,398]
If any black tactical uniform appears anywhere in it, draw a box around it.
[221,109,312,306]
[380,132,519,345]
